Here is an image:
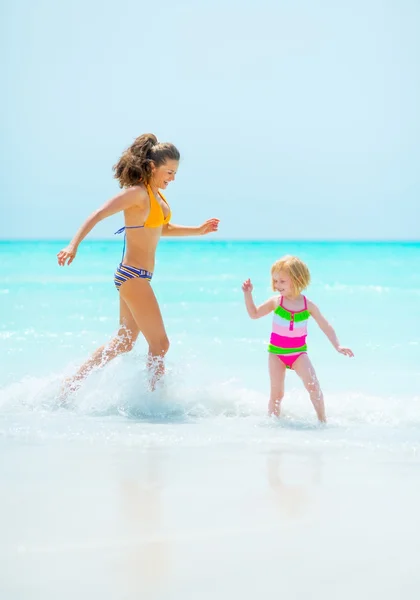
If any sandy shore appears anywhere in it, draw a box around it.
[1,441,419,600]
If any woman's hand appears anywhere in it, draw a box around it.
[336,345,354,357]
[242,278,253,293]
[57,245,77,266]
[199,218,220,235]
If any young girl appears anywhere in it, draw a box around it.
[242,255,353,422]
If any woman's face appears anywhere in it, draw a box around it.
[150,160,179,190]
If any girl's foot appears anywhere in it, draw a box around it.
[268,400,280,418]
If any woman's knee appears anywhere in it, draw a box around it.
[149,335,170,357]
[119,337,135,354]
[112,329,138,355]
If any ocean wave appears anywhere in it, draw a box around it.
[322,283,420,295]
[1,361,419,432]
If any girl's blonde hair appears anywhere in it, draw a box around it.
[271,255,311,295]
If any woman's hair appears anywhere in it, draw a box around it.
[271,255,311,294]
[113,133,180,188]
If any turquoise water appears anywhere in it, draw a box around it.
[1,240,420,599]
[0,240,419,448]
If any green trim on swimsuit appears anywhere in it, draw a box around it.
[274,305,311,322]
[268,344,308,355]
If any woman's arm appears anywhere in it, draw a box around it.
[161,218,219,237]
[308,300,354,357]
[57,187,147,266]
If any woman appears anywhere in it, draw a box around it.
[57,133,219,391]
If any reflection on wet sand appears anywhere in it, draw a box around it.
[266,451,322,519]
[118,449,171,597]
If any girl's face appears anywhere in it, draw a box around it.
[272,270,294,297]
[150,159,179,190]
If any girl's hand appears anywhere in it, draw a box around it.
[199,218,220,235]
[336,346,354,357]
[57,245,77,266]
[242,278,253,293]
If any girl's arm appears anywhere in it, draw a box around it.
[242,279,277,319]
[162,218,219,237]
[57,187,147,266]
[307,300,354,357]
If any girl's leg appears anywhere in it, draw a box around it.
[120,277,169,389]
[268,354,287,417]
[293,354,326,423]
[64,296,139,390]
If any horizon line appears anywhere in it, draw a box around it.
[0,238,419,244]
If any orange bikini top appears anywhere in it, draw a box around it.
[114,184,171,239]
[144,184,171,228]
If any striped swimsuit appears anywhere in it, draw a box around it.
[114,263,153,289]
[268,295,310,369]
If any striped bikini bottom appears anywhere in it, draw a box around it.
[114,263,153,291]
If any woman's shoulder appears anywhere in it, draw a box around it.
[120,184,149,206]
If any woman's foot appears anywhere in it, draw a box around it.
[57,377,80,406]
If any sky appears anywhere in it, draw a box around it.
[1,0,419,240]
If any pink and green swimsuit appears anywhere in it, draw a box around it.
[268,295,310,369]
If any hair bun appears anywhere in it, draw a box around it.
[143,133,158,146]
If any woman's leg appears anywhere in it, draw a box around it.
[268,353,287,417]
[293,354,326,423]
[119,277,169,389]
[64,296,139,390]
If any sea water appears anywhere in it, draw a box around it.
[0,240,419,599]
